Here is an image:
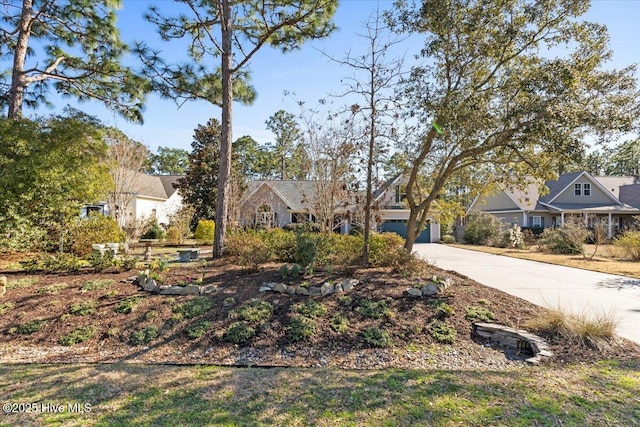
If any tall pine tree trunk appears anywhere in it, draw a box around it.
[214,0,233,258]
[7,0,33,119]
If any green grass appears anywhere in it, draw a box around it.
[2,361,637,426]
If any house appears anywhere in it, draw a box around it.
[82,173,183,226]
[239,177,441,242]
[469,171,640,238]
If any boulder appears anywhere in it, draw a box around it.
[296,286,310,295]
[404,288,422,297]
[320,283,335,295]
[182,285,201,295]
[263,282,278,289]
[142,279,159,293]
[421,283,440,296]
[259,286,272,293]
[286,286,297,295]
[273,283,288,293]
[309,287,322,296]
[200,285,218,295]
[333,283,344,293]
[342,279,358,292]
[160,286,188,295]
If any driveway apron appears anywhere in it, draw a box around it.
[413,244,640,345]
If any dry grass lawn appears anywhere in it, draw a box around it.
[451,244,640,278]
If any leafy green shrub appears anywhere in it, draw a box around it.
[90,251,115,272]
[260,228,297,262]
[141,218,166,240]
[361,327,392,347]
[235,299,273,323]
[173,297,215,319]
[129,326,159,345]
[115,296,144,314]
[167,205,195,244]
[117,256,139,272]
[330,314,349,333]
[81,279,114,292]
[292,300,327,318]
[67,214,125,257]
[21,253,83,273]
[0,213,49,252]
[614,230,640,261]
[357,299,390,319]
[288,316,317,341]
[185,320,211,340]
[194,219,215,243]
[440,235,456,244]
[537,218,588,255]
[435,302,455,319]
[224,321,255,344]
[464,211,502,245]
[368,232,406,267]
[294,233,317,272]
[69,301,97,316]
[225,231,269,269]
[316,234,361,267]
[15,319,47,335]
[465,306,496,322]
[59,326,97,346]
[429,321,457,344]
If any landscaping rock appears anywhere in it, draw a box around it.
[142,279,159,293]
[263,282,278,289]
[421,283,440,296]
[182,285,201,295]
[200,285,218,295]
[286,286,297,295]
[0,276,6,298]
[309,287,322,296]
[320,283,334,295]
[405,288,422,297]
[259,286,272,293]
[333,283,344,293]
[296,287,310,296]
[160,286,189,295]
[273,283,287,293]
[342,279,358,292]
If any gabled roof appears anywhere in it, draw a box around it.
[538,172,583,203]
[244,180,337,211]
[132,172,184,200]
[373,174,403,201]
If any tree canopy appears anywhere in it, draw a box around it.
[386,0,640,251]
[0,0,148,122]
[147,147,190,175]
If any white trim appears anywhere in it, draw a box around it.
[467,195,480,213]
[503,189,526,210]
[548,172,586,204]
[548,172,621,205]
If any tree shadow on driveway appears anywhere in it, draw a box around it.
[598,277,640,289]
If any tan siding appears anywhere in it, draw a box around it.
[473,191,520,211]
[553,179,613,204]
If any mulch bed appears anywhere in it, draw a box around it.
[1,258,639,369]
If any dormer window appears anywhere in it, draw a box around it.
[584,183,591,196]
[574,183,581,196]
[574,182,590,196]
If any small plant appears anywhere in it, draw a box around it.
[235,299,274,323]
[35,283,68,294]
[224,321,255,344]
[145,310,159,320]
[223,297,236,308]
[59,326,97,346]
[115,296,144,314]
[149,272,163,283]
[194,219,215,243]
[477,298,490,306]
[173,297,215,319]
[429,321,457,344]
[117,256,139,271]
[330,314,349,333]
[81,279,114,292]
[151,256,170,273]
[185,320,211,340]
[292,300,327,318]
[129,326,159,345]
[60,314,72,321]
[15,319,47,335]
[465,306,496,322]
[90,251,115,272]
[0,302,14,315]
[290,264,302,278]
[299,281,310,288]
[69,301,97,316]
[287,316,317,341]
[361,327,392,347]
[280,264,289,279]
[435,302,455,319]
[107,327,120,338]
[339,295,353,306]
[7,278,38,290]
[103,290,119,298]
[356,299,390,319]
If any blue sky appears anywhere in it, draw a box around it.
[32,0,640,152]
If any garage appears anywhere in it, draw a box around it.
[379,220,440,243]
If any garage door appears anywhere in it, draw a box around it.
[379,220,437,243]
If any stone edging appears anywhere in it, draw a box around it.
[258,279,360,296]
[403,277,453,297]
[473,322,553,364]
[134,272,217,296]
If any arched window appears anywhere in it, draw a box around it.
[256,205,275,228]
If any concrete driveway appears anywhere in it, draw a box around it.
[413,244,640,345]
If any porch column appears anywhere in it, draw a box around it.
[584,212,588,227]
[608,213,612,239]
[522,212,527,227]
[560,212,565,226]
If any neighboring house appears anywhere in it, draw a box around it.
[82,173,183,226]
[469,171,640,238]
[239,177,441,242]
